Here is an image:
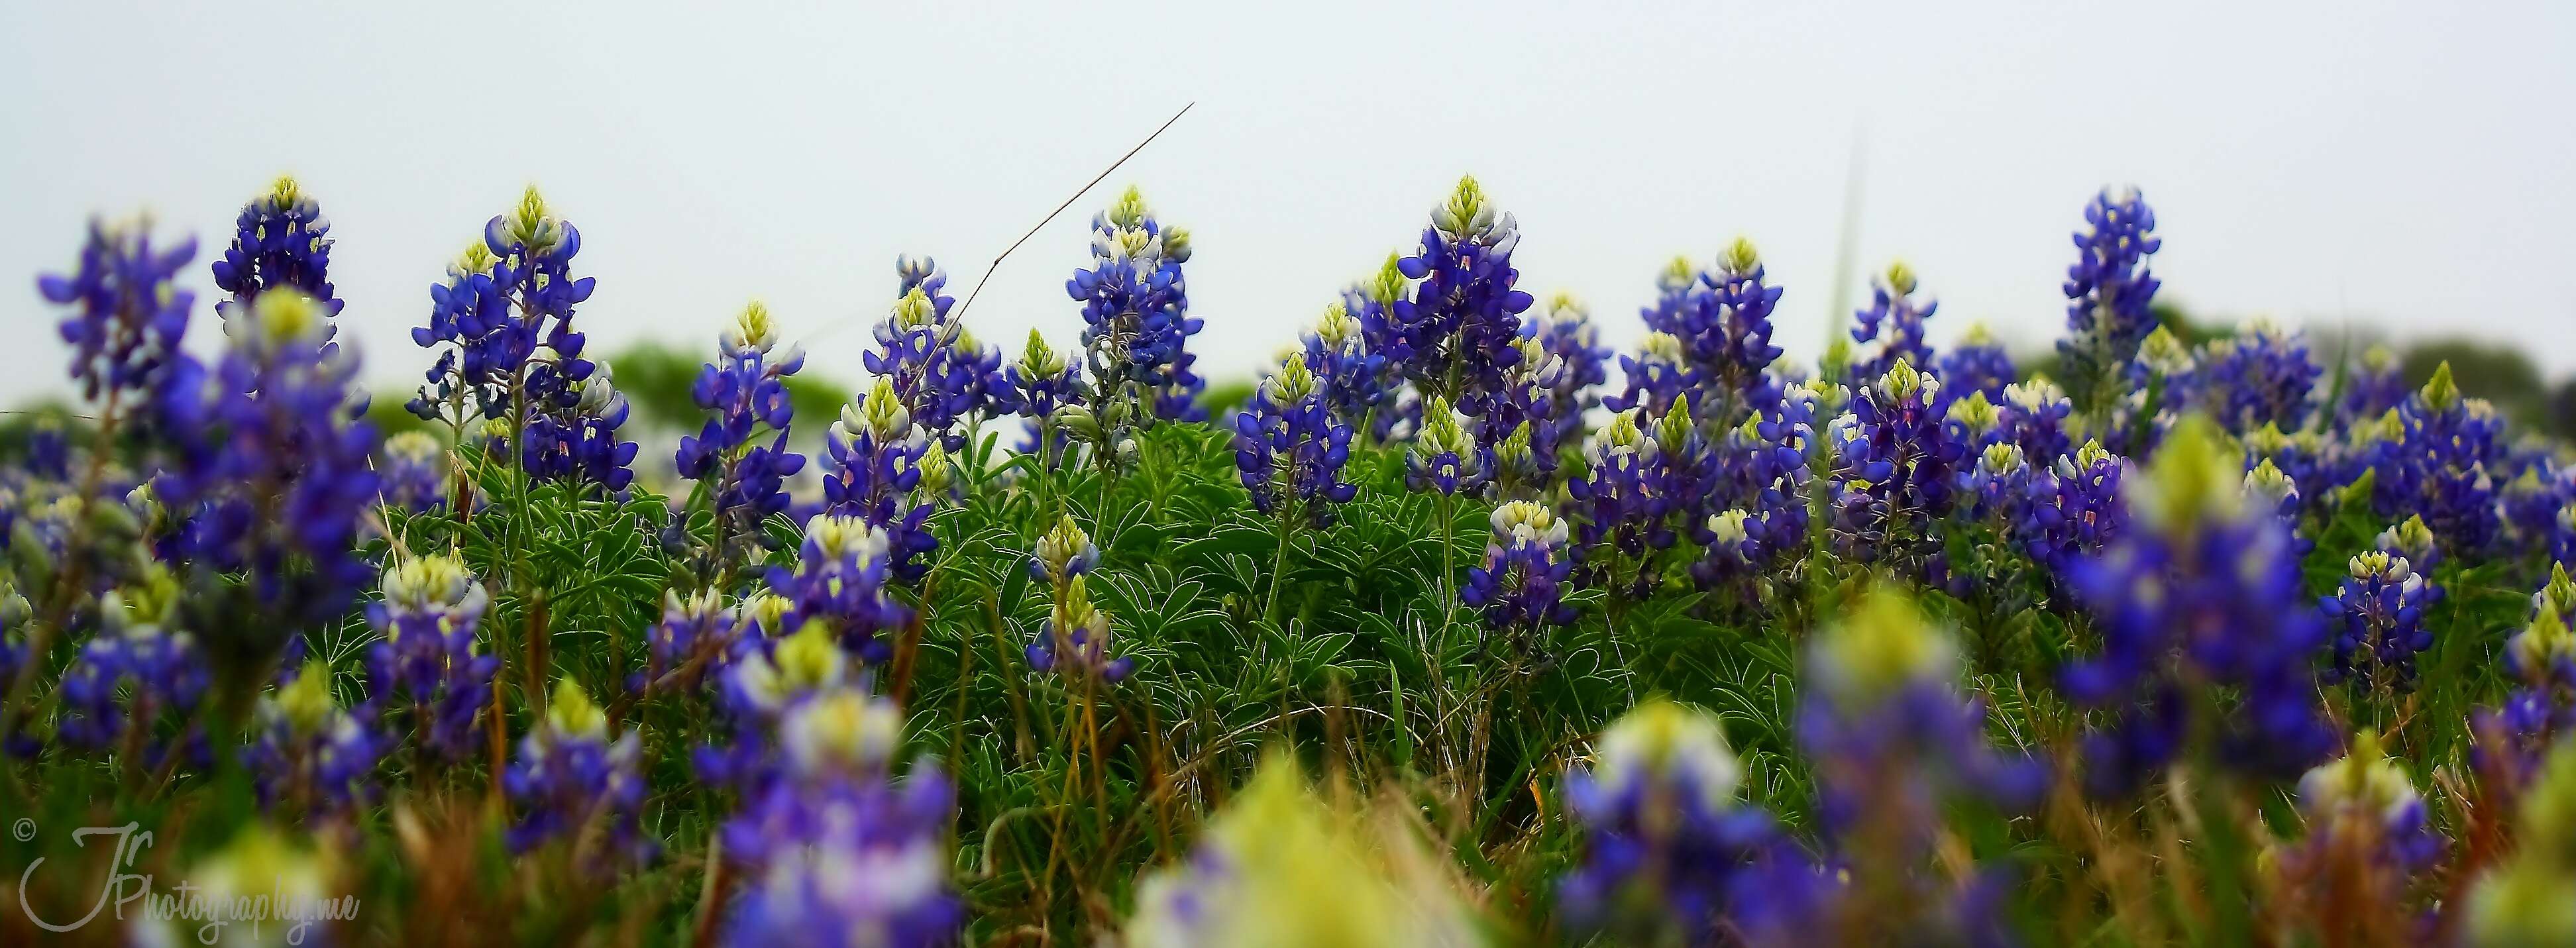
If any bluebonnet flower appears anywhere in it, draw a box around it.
[2062,415,2334,796]
[1372,177,1534,417]
[765,515,910,665]
[1030,514,1100,587]
[1557,700,1799,945]
[376,430,449,513]
[1605,331,1694,421]
[505,680,651,867]
[1849,261,1939,384]
[1695,403,1819,598]
[2016,438,2126,590]
[2375,514,2443,575]
[2269,729,2443,941]
[1621,240,1789,427]
[1463,501,1578,657]
[678,302,809,550]
[55,570,210,770]
[364,554,498,764]
[1403,395,1487,497]
[2194,319,2321,433]
[2469,577,2576,799]
[212,176,341,321]
[409,188,598,442]
[1297,302,1391,437]
[2500,462,2573,557]
[2056,187,2163,416]
[721,687,961,947]
[1936,322,2015,408]
[1527,293,1611,430]
[1803,587,2047,823]
[996,329,1085,466]
[2243,422,2328,518]
[1946,390,2004,453]
[868,262,1004,444]
[519,358,639,493]
[1997,378,2075,464]
[822,379,937,584]
[1234,350,1358,527]
[1793,588,2045,942]
[246,661,382,817]
[2245,458,2306,549]
[2320,550,2434,690]
[2373,363,2506,556]
[1070,187,1203,422]
[635,588,747,699]
[156,289,380,633]
[1481,337,1568,501]
[1026,574,1134,683]
[1959,441,2033,523]
[705,621,861,792]
[1826,360,1965,567]
[2339,343,2408,425]
[1568,407,1672,586]
[1127,755,1477,948]
[40,217,197,406]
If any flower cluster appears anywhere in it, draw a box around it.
[676,301,808,551]
[1935,322,2015,408]
[504,680,651,867]
[1234,348,1358,527]
[1462,501,1577,657]
[1366,176,1534,417]
[822,380,938,584]
[869,260,1004,443]
[1849,261,1939,384]
[55,571,209,770]
[765,514,910,664]
[363,554,499,764]
[376,431,450,513]
[211,176,341,321]
[42,218,198,407]
[721,688,960,945]
[2057,187,2164,415]
[2269,729,2442,938]
[1070,187,1203,422]
[246,662,382,817]
[156,288,380,633]
[2191,319,2320,433]
[2062,415,2333,796]
[1619,240,1788,427]
[1826,360,1964,568]
[2320,548,2435,690]
[1026,574,1134,684]
[1558,700,1805,945]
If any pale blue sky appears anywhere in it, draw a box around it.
[5,1,2572,407]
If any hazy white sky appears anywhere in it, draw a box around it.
[5,1,2573,407]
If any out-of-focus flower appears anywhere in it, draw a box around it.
[1935,322,2015,408]
[765,514,908,664]
[1558,700,1799,945]
[2463,741,2576,947]
[2056,187,2163,416]
[504,680,651,867]
[2062,414,2333,796]
[376,430,449,513]
[1128,755,1479,948]
[246,661,382,817]
[41,217,199,407]
[364,554,498,764]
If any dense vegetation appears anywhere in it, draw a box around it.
[2,176,2573,946]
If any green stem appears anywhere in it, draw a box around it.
[1262,511,1297,624]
